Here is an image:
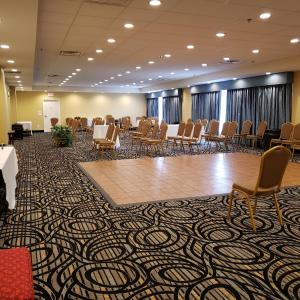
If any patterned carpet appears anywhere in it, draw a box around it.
[0,133,300,300]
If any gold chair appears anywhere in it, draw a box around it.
[120,117,131,136]
[246,120,267,148]
[80,117,88,131]
[173,122,194,148]
[279,123,300,159]
[140,123,159,152]
[210,121,238,150]
[93,123,115,149]
[130,119,145,137]
[200,119,220,144]
[50,118,58,127]
[97,126,120,158]
[144,122,168,155]
[71,119,79,141]
[228,145,291,232]
[181,122,202,152]
[131,121,152,148]
[167,122,186,147]
[234,120,253,145]
[270,122,294,148]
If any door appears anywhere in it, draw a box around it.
[43,100,60,132]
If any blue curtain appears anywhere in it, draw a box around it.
[191,91,220,121]
[147,98,158,117]
[163,96,182,124]
[226,84,292,132]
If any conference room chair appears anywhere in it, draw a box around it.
[210,121,238,150]
[181,122,202,153]
[80,117,88,131]
[131,120,152,148]
[97,126,120,158]
[246,120,268,148]
[65,117,72,126]
[200,119,220,145]
[227,145,291,232]
[234,120,253,145]
[277,123,300,159]
[144,122,168,155]
[50,118,58,127]
[120,117,131,136]
[270,122,294,148]
[71,119,79,141]
[130,119,145,137]
[140,123,159,152]
[167,121,186,147]
[172,121,194,148]
[93,123,115,149]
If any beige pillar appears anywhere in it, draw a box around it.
[182,88,192,122]
[10,86,18,125]
[0,69,10,144]
[292,71,300,123]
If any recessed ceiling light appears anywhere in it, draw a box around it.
[126,84,130,87]
[124,23,134,29]
[117,74,122,77]
[87,57,94,61]
[126,70,131,74]
[184,68,189,71]
[0,44,9,49]
[7,60,15,64]
[148,61,155,64]
[158,75,163,78]
[164,53,171,58]
[216,32,226,37]
[233,77,237,80]
[107,38,116,43]
[252,49,260,54]
[76,68,81,72]
[136,66,141,69]
[149,0,161,6]
[110,76,115,79]
[94,83,98,86]
[15,75,20,78]
[202,63,208,67]
[140,80,144,83]
[63,81,66,83]
[11,69,17,72]
[290,38,299,44]
[99,81,103,84]
[68,75,72,78]
[260,12,271,19]
[170,72,175,75]
[186,44,194,49]
[104,79,108,82]
[72,72,76,75]
[65,78,69,81]
[17,80,21,83]
[266,72,271,75]
[132,82,136,85]
[96,49,103,53]
[148,78,152,81]
[223,57,230,61]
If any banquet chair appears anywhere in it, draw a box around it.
[246,120,267,148]
[120,117,131,136]
[200,119,220,144]
[65,117,72,126]
[181,121,202,153]
[97,126,120,158]
[130,119,145,137]
[172,121,194,148]
[140,123,159,152]
[234,120,253,145]
[131,120,152,148]
[144,122,168,155]
[50,118,58,127]
[227,146,291,232]
[167,122,186,147]
[106,116,115,125]
[80,117,88,131]
[270,122,294,148]
[71,119,79,141]
[210,121,238,150]
[94,123,115,146]
[278,123,300,159]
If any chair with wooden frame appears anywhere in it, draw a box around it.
[144,122,168,155]
[278,123,300,159]
[140,123,159,152]
[228,145,291,232]
[93,123,115,149]
[120,117,131,136]
[246,120,267,148]
[65,118,72,126]
[181,121,202,153]
[71,119,79,141]
[200,119,220,144]
[130,119,145,137]
[210,121,238,150]
[166,122,186,147]
[51,118,58,127]
[234,120,253,145]
[97,126,120,158]
[270,122,294,148]
[131,120,152,148]
[80,117,88,131]
[172,122,194,148]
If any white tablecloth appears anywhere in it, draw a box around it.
[0,146,18,209]
[93,125,120,148]
[166,124,179,137]
[17,121,32,135]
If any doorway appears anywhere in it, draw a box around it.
[43,99,60,132]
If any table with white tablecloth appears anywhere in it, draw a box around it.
[17,121,32,135]
[166,123,205,139]
[0,146,18,209]
[93,125,120,148]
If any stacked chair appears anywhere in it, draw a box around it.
[181,121,203,153]
[172,121,194,148]
[131,120,152,148]
[144,122,168,155]
[96,125,120,158]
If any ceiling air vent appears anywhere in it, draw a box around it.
[219,59,240,64]
[59,50,82,56]
[48,74,60,78]
[84,0,133,6]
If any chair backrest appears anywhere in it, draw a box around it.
[51,118,58,126]
[107,117,115,125]
[137,119,144,132]
[112,125,120,143]
[105,124,115,140]
[220,121,230,136]
[187,118,193,123]
[291,123,300,141]
[177,122,186,136]
[151,123,159,138]
[72,119,79,134]
[209,120,220,136]
[141,121,152,137]
[279,122,294,140]
[80,117,88,128]
[66,118,72,126]
[256,145,291,192]
[68,118,74,127]
[94,119,102,125]
[159,122,168,140]
[226,121,238,138]
[256,121,268,137]
[184,122,194,138]
[192,122,202,139]
[240,120,253,135]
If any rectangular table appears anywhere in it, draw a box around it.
[0,146,18,209]
[17,121,32,135]
[93,125,120,148]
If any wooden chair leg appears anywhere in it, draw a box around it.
[273,193,283,225]
[253,197,258,214]
[245,196,256,232]
[227,190,234,221]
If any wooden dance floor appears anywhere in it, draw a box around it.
[79,153,300,207]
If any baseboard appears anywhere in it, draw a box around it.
[32,130,44,133]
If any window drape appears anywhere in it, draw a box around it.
[191,91,220,121]
[146,98,158,117]
[226,84,292,133]
[162,96,182,124]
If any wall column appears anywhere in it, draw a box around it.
[10,86,18,125]
[292,71,300,123]
[0,69,9,144]
[182,88,192,122]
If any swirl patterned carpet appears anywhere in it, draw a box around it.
[0,133,300,300]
